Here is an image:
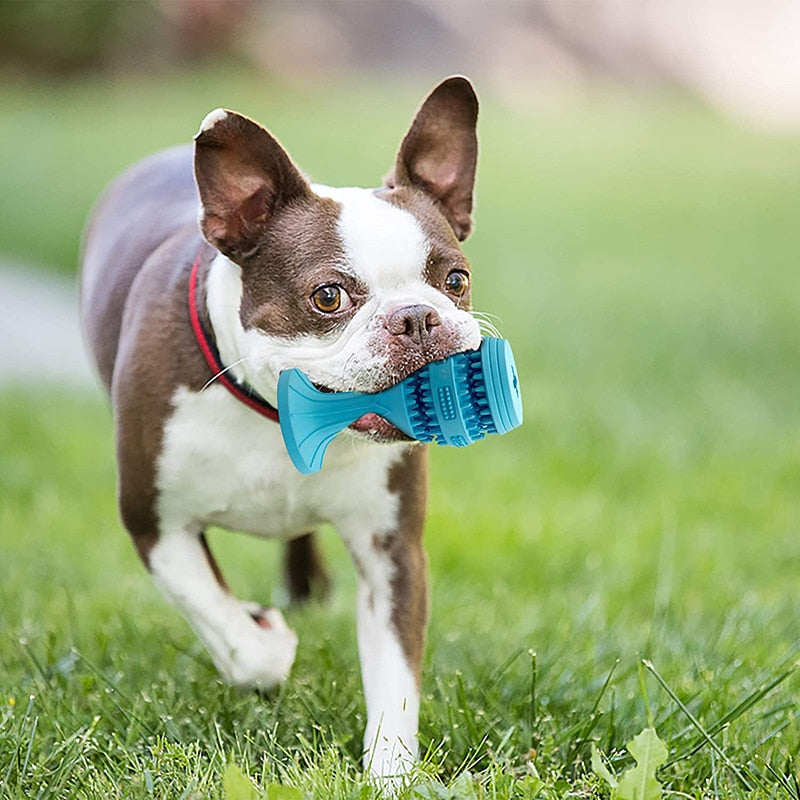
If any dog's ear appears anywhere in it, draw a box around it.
[385,76,479,241]
[194,109,311,260]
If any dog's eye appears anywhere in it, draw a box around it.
[445,270,470,298]
[311,284,350,314]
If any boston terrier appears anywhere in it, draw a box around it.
[80,76,481,779]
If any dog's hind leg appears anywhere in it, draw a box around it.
[144,526,298,690]
[284,531,330,604]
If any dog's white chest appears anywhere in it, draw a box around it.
[156,385,404,539]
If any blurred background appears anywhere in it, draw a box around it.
[5,0,800,125]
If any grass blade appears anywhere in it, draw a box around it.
[642,659,761,792]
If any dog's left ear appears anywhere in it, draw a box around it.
[385,76,479,241]
[194,109,311,260]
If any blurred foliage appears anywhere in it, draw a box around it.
[0,0,167,75]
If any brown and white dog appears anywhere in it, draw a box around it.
[80,77,481,779]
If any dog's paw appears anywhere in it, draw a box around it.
[215,603,298,690]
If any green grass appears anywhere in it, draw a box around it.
[1,65,799,798]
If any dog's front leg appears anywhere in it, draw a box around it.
[342,449,429,780]
[353,533,428,780]
[146,527,298,690]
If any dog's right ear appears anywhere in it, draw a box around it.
[194,109,311,260]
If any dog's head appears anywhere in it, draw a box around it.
[194,77,483,440]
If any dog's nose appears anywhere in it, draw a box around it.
[386,305,442,346]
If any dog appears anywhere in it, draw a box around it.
[80,76,481,779]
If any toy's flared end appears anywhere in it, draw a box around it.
[278,369,370,474]
[277,369,326,474]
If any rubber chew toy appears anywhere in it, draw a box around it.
[277,336,523,475]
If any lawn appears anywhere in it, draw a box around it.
[1,65,799,798]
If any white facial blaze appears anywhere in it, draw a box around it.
[312,185,429,291]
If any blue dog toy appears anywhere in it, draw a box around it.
[277,337,523,475]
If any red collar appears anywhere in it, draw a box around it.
[188,257,280,423]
